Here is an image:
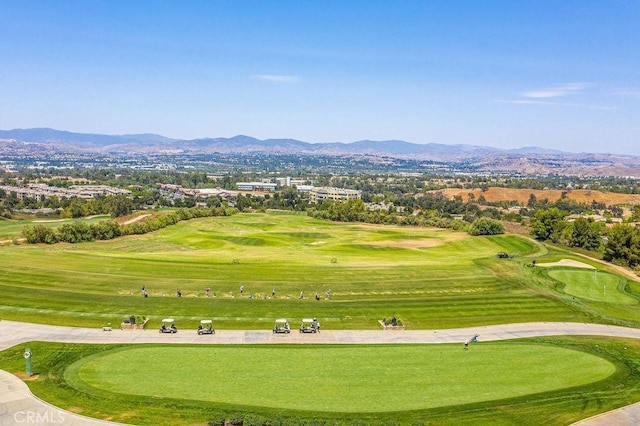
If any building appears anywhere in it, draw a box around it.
[0,184,130,201]
[309,187,361,204]
[236,182,277,191]
[295,185,314,193]
[157,184,237,202]
[275,177,291,187]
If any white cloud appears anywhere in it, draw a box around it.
[520,82,592,99]
[495,99,613,110]
[614,88,640,98]
[496,82,611,109]
[251,75,299,83]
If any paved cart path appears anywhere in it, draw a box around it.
[1,320,639,425]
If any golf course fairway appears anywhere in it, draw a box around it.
[66,343,615,413]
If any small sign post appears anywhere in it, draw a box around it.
[24,348,32,378]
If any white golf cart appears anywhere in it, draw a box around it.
[299,318,319,333]
[197,319,215,335]
[159,318,177,333]
[273,318,291,334]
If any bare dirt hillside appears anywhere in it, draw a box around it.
[435,188,640,206]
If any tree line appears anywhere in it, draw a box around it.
[530,207,640,269]
[21,206,236,244]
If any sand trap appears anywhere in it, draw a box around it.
[536,259,596,269]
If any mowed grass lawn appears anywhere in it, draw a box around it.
[67,344,614,413]
[4,337,640,425]
[549,269,636,304]
[1,211,638,329]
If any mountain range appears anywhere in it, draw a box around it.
[1,128,640,177]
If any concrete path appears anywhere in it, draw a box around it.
[2,320,640,425]
[0,369,128,426]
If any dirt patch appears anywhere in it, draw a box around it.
[15,372,39,380]
[366,231,468,250]
[537,259,596,269]
[434,187,640,206]
[121,214,151,225]
[502,222,529,234]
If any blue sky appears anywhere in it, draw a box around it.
[1,1,639,155]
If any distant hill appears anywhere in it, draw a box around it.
[2,127,640,177]
[0,128,178,148]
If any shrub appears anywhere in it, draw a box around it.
[22,224,58,244]
[227,414,245,425]
[468,217,505,236]
[244,414,268,426]
[207,414,226,426]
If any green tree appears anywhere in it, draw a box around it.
[603,224,640,267]
[568,217,604,251]
[61,198,85,218]
[530,208,567,241]
[109,195,134,218]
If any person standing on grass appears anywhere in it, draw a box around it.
[240,285,244,295]
[464,340,469,350]
[272,288,275,298]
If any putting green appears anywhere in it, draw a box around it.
[66,344,615,413]
[549,269,637,304]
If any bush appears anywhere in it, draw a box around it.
[244,414,268,426]
[22,224,58,244]
[468,217,504,236]
[227,414,245,425]
[207,414,226,426]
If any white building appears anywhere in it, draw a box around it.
[236,182,277,191]
[309,187,362,204]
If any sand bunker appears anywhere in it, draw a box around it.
[536,259,596,269]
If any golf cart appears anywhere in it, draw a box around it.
[299,318,319,333]
[159,318,177,333]
[273,318,291,334]
[197,319,215,335]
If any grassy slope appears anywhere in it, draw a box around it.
[0,212,597,329]
[2,211,640,329]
